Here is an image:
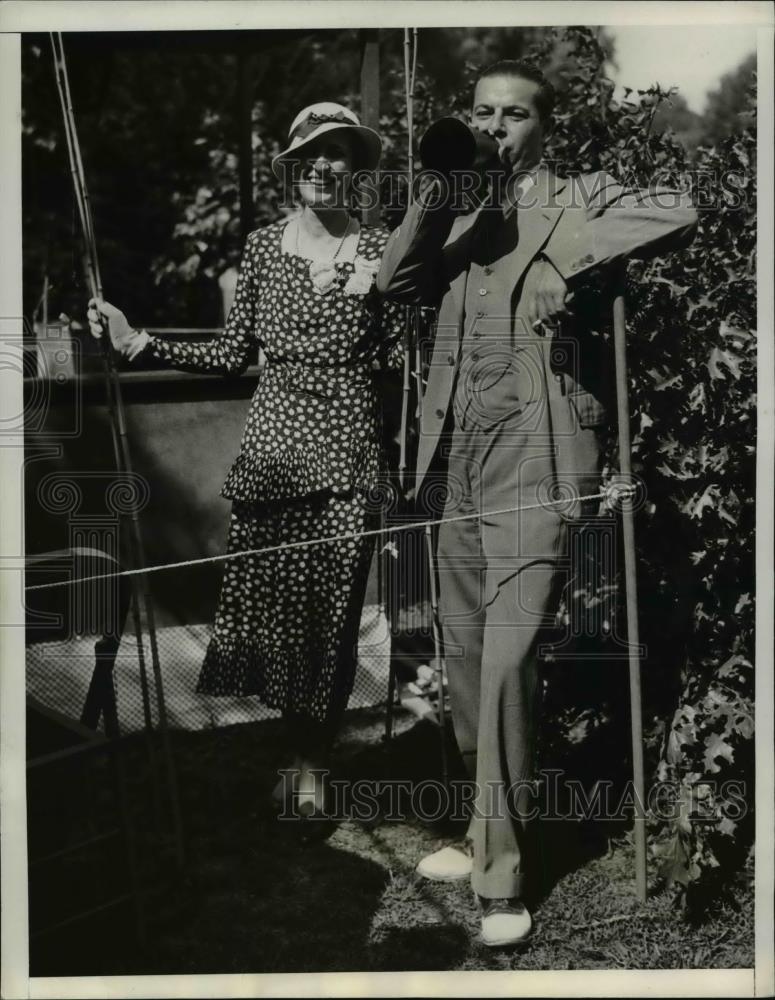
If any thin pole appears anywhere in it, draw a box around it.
[384,27,416,746]
[359,29,380,227]
[424,519,447,780]
[400,29,449,778]
[612,272,647,902]
[398,307,412,493]
[413,309,424,424]
[403,28,416,189]
[237,48,255,247]
[52,37,155,738]
[398,28,419,486]
[381,499,401,750]
[417,307,447,783]
[50,33,185,868]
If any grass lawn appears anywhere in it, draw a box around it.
[29,706,754,976]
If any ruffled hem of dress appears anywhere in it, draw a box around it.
[195,631,355,723]
[221,440,382,503]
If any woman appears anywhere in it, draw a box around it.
[88,102,404,817]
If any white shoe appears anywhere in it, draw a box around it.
[398,683,439,724]
[416,841,474,882]
[480,897,533,947]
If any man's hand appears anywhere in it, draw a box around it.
[603,473,638,513]
[522,256,572,330]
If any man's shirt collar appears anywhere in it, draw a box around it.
[502,164,542,219]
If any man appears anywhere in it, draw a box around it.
[376,60,697,948]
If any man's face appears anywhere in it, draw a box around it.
[470,74,546,173]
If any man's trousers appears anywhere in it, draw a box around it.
[435,407,568,900]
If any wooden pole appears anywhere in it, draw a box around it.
[50,31,185,870]
[360,26,395,748]
[613,273,647,902]
[398,308,412,493]
[408,29,418,187]
[359,29,380,226]
[237,48,255,245]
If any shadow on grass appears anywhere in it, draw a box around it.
[27,705,755,976]
[142,720,390,974]
[367,925,472,971]
[28,717,391,976]
[155,835,390,975]
[334,708,631,911]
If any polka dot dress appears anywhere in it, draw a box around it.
[145,219,405,722]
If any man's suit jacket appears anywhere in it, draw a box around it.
[376,164,698,505]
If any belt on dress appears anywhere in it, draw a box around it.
[263,358,374,397]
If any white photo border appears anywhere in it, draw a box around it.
[1,3,773,998]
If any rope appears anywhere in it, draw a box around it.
[25,486,636,594]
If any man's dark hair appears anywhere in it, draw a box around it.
[475,60,556,124]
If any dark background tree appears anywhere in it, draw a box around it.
[701,52,757,146]
[651,91,704,152]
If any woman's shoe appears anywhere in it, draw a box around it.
[294,765,338,843]
[269,766,299,814]
[295,763,328,816]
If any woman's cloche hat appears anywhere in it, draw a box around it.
[271,102,382,180]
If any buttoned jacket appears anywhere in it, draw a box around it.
[376,165,698,498]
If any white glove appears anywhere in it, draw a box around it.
[87,298,150,360]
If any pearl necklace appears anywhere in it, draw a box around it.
[295,214,352,262]
[295,215,355,294]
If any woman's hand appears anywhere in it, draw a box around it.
[87,298,149,359]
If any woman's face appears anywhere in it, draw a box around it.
[294,134,354,210]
